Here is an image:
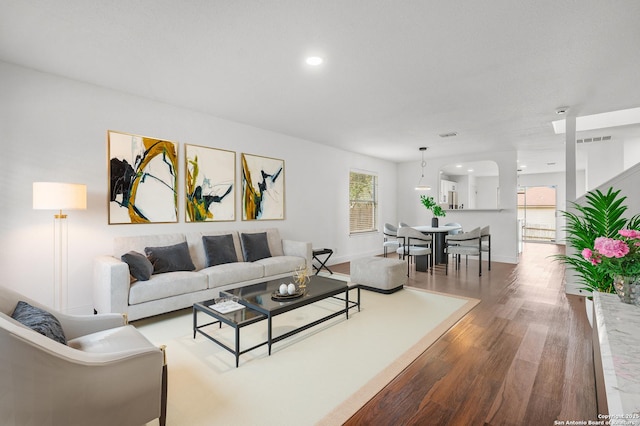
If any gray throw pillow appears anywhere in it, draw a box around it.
[121,251,154,281]
[203,234,238,267]
[145,241,196,274]
[240,232,272,262]
[11,301,67,345]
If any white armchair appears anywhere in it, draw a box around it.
[0,285,167,426]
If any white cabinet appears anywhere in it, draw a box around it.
[440,180,457,204]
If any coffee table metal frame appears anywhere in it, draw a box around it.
[223,275,359,356]
[192,300,267,367]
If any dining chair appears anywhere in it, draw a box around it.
[480,225,491,270]
[382,222,400,257]
[445,227,482,276]
[457,225,491,270]
[445,222,463,235]
[396,226,433,276]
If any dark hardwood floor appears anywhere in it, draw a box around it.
[332,243,597,425]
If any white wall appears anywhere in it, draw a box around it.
[475,176,499,209]
[0,61,397,313]
[584,139,624,190]
[397,150,519,264]
[624,137,640,170]
[579,136,640,194]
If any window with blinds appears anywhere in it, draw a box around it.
[349,171,378,234]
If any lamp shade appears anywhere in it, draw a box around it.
[33,182,87,210]
[415,183,431,191]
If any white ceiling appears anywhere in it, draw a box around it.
[2,1,640,174]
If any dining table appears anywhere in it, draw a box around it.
[413,224,462,264]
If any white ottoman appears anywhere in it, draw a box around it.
[350,257,406,294]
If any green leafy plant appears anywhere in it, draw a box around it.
[555,187,640,293]
[420,195,446,218]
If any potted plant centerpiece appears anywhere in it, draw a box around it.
[555,187,640,304]
[582,230,640,304]
[420,195,446,227]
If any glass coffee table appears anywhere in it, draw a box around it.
[193,274,360,367]
[223,275,359,356]
[193,297,267,367]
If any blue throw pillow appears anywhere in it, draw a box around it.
[11,301,67,345]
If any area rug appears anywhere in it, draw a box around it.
[137,275,478,426]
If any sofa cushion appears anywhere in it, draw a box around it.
[201,262,265,289]
[264,229,285,257]
[240,232,272,262]
[11,301,67,345]
[114,233,185,259]
[121,251,154,281]
[202,234,238,267]
[129,271,208,305]
[67,325,155,353]
[255,256,306,276]
[145,241,196,274]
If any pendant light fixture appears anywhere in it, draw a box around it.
[415,147,431,191]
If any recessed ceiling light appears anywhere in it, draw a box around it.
[306,56,323,66]
[456,164,462,168]
[521,165,527,168]
[556,107,569,115]
[467,169,474,172]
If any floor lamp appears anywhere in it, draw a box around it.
[33,182,87,312]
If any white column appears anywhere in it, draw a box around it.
[565,115,577,202]
[564,115,583,295]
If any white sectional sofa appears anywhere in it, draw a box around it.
[93,228,312,321]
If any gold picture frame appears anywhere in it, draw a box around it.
[108,130,178,224]
[241,153,285,220]
[185,144,236,222]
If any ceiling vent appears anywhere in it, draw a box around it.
[577,135,612,144]
[439,132,458,138]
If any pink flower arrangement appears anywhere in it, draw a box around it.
[582,229,640,277]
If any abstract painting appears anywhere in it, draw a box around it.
[185,144,235,222]
[241,153,285,220]
[108,130,178,224]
